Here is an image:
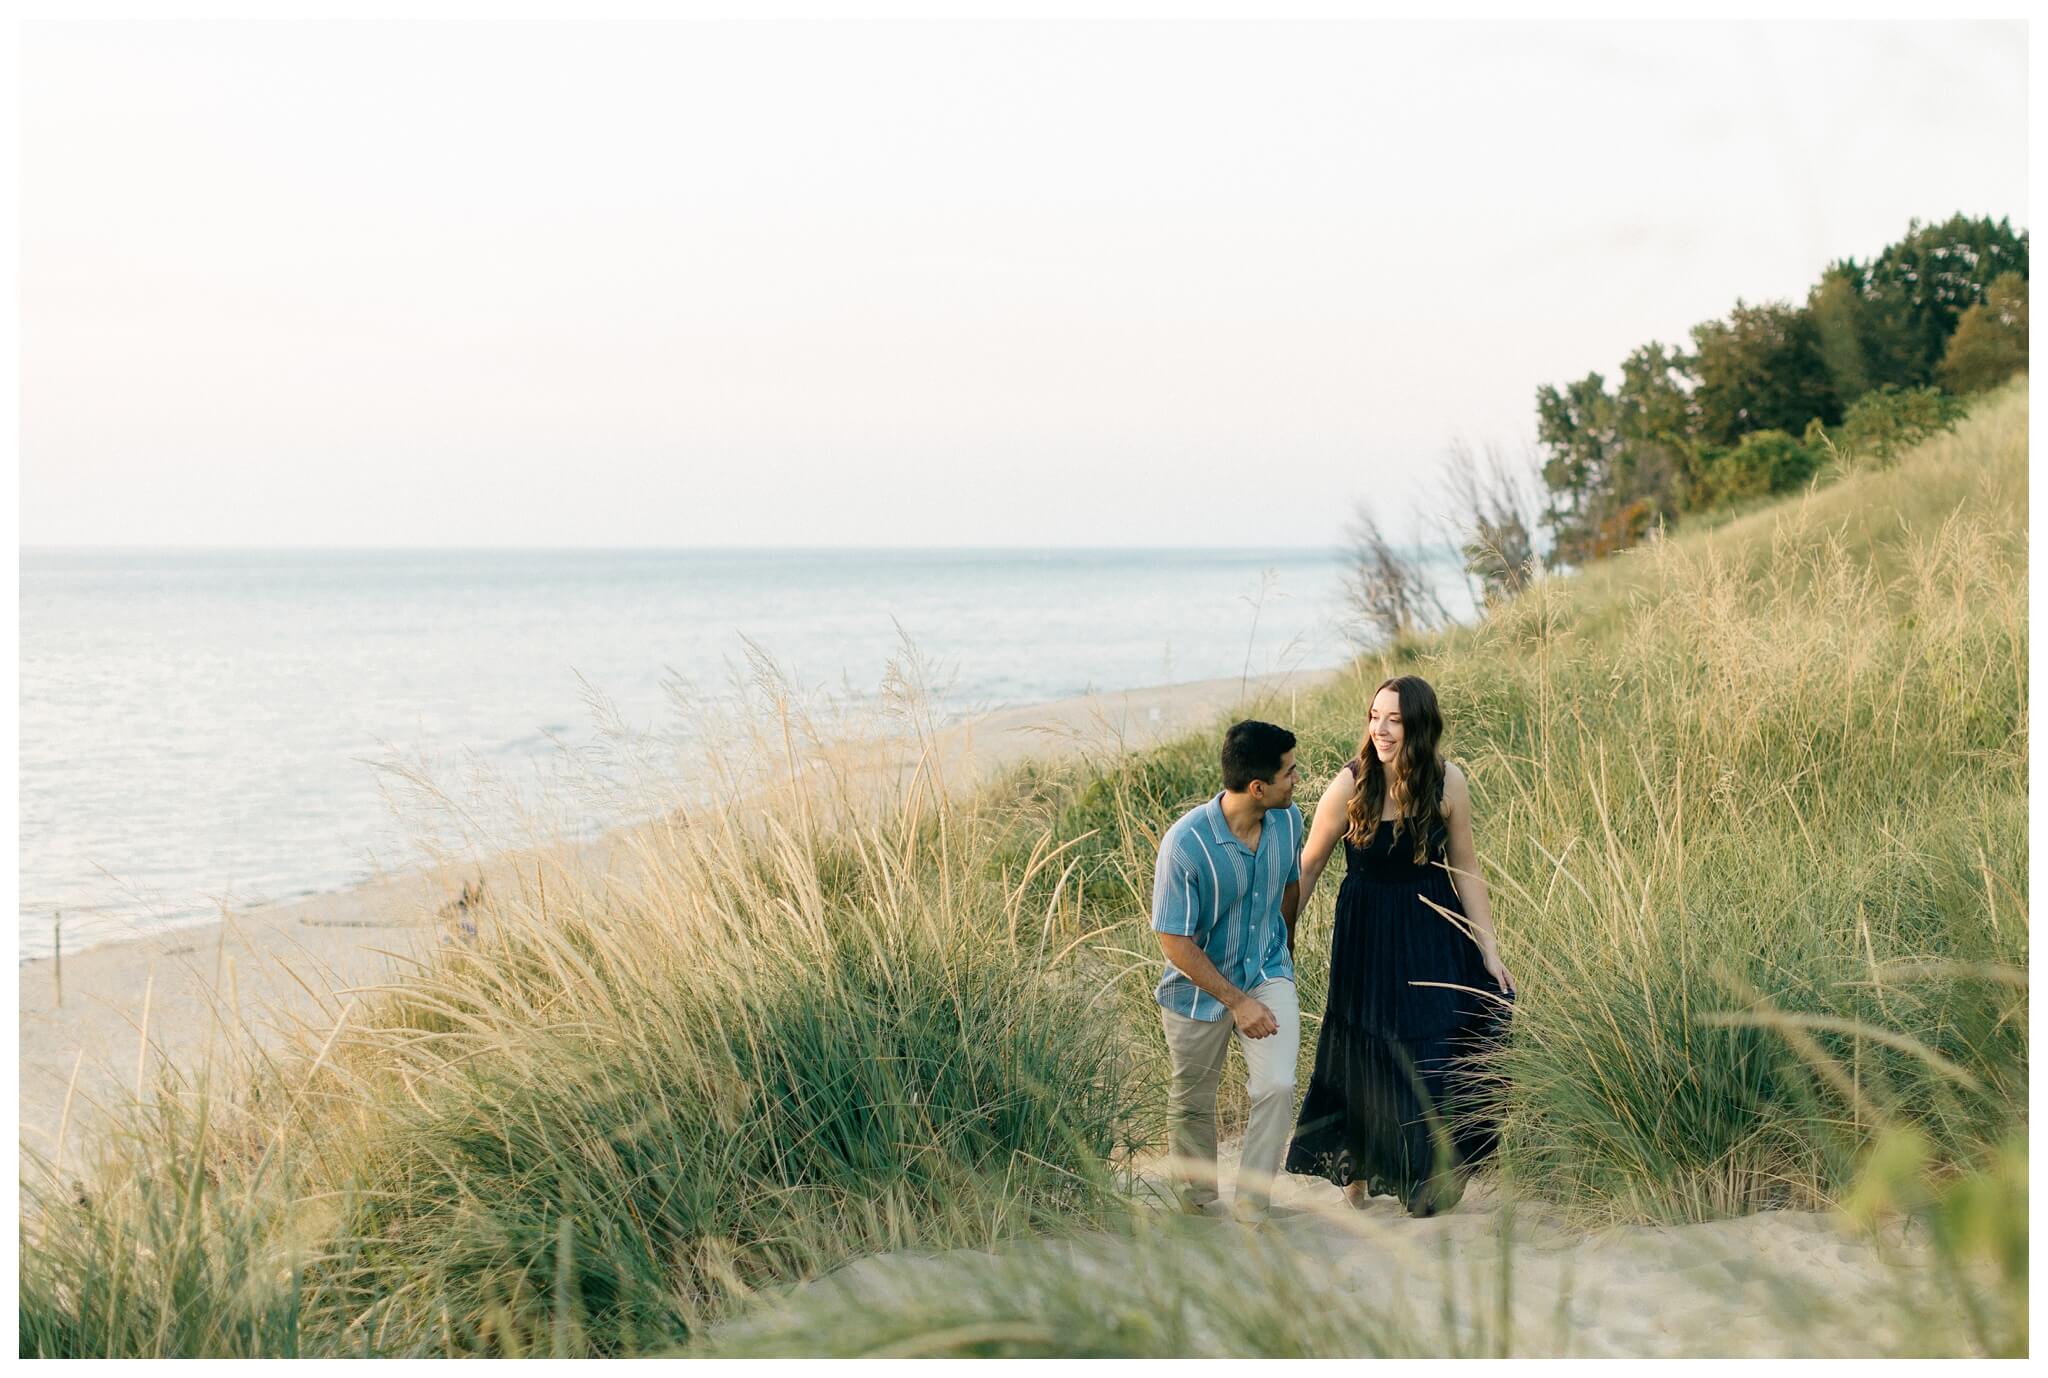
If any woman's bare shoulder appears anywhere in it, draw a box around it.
[1441,759,1471,806]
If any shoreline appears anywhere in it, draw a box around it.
[17,661,1355,969]
[18,665,1346,1175]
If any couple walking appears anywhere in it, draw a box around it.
[1152,674,1514,1225]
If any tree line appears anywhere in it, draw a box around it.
[1341,212,2027,646]
[1535,213,2028,566]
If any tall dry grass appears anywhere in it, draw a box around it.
[1462,381,2027,1220]
[19,667,1152,1357]
[18,381,2027,1356]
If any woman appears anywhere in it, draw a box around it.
[1284,674,1513,1216]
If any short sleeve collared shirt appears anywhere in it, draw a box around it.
[1151,793,1303,1021]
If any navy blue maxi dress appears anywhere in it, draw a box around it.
[1284,776,1512,1214]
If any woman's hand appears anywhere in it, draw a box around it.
[1483,951,1516,996]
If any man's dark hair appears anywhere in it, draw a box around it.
[1220,719,1297,793]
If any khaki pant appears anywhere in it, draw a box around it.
[1159,978,1300,1221]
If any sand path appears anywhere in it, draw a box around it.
[755,1141,1937,1359]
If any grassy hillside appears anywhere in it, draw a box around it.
[1006,377,2028,1221]
[18,381,2027,1357]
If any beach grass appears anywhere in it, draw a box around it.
[16,380,2027,1357]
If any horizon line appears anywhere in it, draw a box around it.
[20,542,1372,555]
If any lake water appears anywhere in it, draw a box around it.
[19,546,1469,959]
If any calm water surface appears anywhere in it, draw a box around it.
[20,547,1466,959]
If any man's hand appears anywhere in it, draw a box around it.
[1157,933,1278,1035]
[1230,997,1279,1039]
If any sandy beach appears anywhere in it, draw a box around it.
[17,667,1344,1176]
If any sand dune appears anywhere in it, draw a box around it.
[20,660,1942,1359]
[751,1140,1935,1359]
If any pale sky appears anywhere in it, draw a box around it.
[19,19,2030,548]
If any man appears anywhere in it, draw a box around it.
[1151,718,1303,1226]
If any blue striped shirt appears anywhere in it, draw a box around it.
[1151,793,1303,1021]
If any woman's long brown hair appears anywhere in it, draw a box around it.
[1344,674,1446,861]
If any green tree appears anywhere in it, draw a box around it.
[1837,384,1967,467]
[1839,214,2029,385]
[1938,271,2028,394]
[1532,213,2023,568]
[1808,266,1872,403]
[1534,373,1621,563]
[1536,347,1701,566]
[1690,301,1840,449]
[1613,340,1695,515]
[1689,429,1820,510]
